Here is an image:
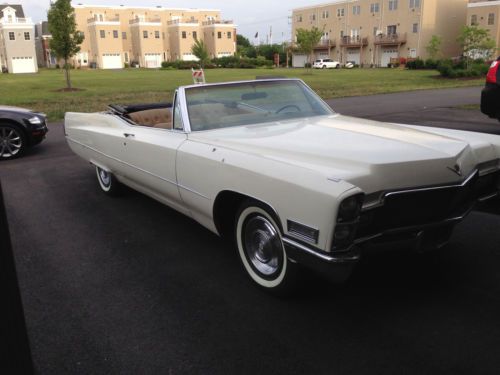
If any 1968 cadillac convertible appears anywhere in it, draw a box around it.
[65,79,500,293]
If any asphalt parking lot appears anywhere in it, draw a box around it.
[2,87,500,374]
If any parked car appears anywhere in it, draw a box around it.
[0,106,48,160]
[312,59,341,69]
[65,79,500,294]
[481,56,500,121]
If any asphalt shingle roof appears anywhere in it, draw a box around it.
[0,4,25,18]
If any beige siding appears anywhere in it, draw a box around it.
[467,1,500,53]
[292,0,468,66]
[72,5,236,68]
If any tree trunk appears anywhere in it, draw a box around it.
[64,58,72,90]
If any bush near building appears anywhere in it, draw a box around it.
[406,57,490,78]
[161,56,274,70]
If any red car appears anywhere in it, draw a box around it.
[481,57,500,121]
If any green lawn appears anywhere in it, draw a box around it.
[0,68,483,121]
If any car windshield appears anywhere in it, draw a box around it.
[185,80,334,131]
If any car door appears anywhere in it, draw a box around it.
[117,92,187,210]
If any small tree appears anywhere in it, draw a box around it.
[457,25,496,68]
[191,39,209,68]
[47,0,84,89]
[295,27,323,69]
[426,35,442,60]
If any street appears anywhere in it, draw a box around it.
[1,87,500,374]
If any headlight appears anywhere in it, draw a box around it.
[28,116,43,124]
[332,194,364,252]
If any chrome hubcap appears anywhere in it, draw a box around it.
[243,215,282,276]
[99,169,111,186]
[0,127,22,158]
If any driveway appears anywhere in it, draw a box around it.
[328,86,500,134]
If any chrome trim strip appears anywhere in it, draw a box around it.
[66,137,210,200]
[478,191,499,202]
[177,87,192,133]
[384,169,478,198]
[283,237,360,263]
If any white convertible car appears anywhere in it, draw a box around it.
[65,79,500,293]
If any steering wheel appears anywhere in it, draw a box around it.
[276,104,301,114]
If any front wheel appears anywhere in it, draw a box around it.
[95,166,122,196]
[235,201,298,294]
[0,124,25,160]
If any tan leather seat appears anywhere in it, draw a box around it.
[128,108,172,129]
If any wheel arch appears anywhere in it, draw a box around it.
[0,118,28,140]
[212,190,283,239]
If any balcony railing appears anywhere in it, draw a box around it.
[374,33,407,45]
[0,17,33,24]
[88,17,120,24]
[340,36,368,47]
[314,39,336,49]
[129,17,161,25]
[202,19,234,26]
[167,19,199,25]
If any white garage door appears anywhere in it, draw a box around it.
[346,49,360,65]
[381,49,399,67]
[292,54,307,68]
[101,54,122,69]
[145,53,161,68]
[11,57,36,73]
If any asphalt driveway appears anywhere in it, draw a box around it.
[2,87,500,375]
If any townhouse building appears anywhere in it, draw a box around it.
[467,0,500,54]
[0,4,37,73]
[291,0,468,67]
[72,4,236,69]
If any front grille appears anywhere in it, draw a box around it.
[356,170,500,239]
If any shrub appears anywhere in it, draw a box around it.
[424,58,439,69]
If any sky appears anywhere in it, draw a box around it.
[10,0,322,43]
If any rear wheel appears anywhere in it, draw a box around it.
[0,124,25,160]
[235,200,298,295]
[95,166,122,196]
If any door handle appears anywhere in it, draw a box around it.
[123,133,135,138]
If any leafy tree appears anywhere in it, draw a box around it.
[47,0,84,89]
[457,25,496,67]
[237,34,257,58]
[237,34,251,48]
[426,35,442,60]
[191,39,209,68]
[295,27,323,69]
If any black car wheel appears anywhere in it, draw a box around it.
[0,124,25,160]
[235,200,298,295]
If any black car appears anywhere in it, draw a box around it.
[0,106,48,160]
[481,56,500,122]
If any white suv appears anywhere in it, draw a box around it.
[312,59,341,69]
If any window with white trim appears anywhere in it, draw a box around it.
[370,3,380,13]
[409,0,420,9]
[353,5,361,15]
[337,8,345,17]
[488,13,495,26]
[9,32,15,40]
[99,30,105,38]
[24,32,30,40]
[388,0,398,11]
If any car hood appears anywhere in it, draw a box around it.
[0,105,34,114]
[188,114,500,194]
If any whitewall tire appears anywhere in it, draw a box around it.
[95,166,121,196]
[235,201,298,294]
